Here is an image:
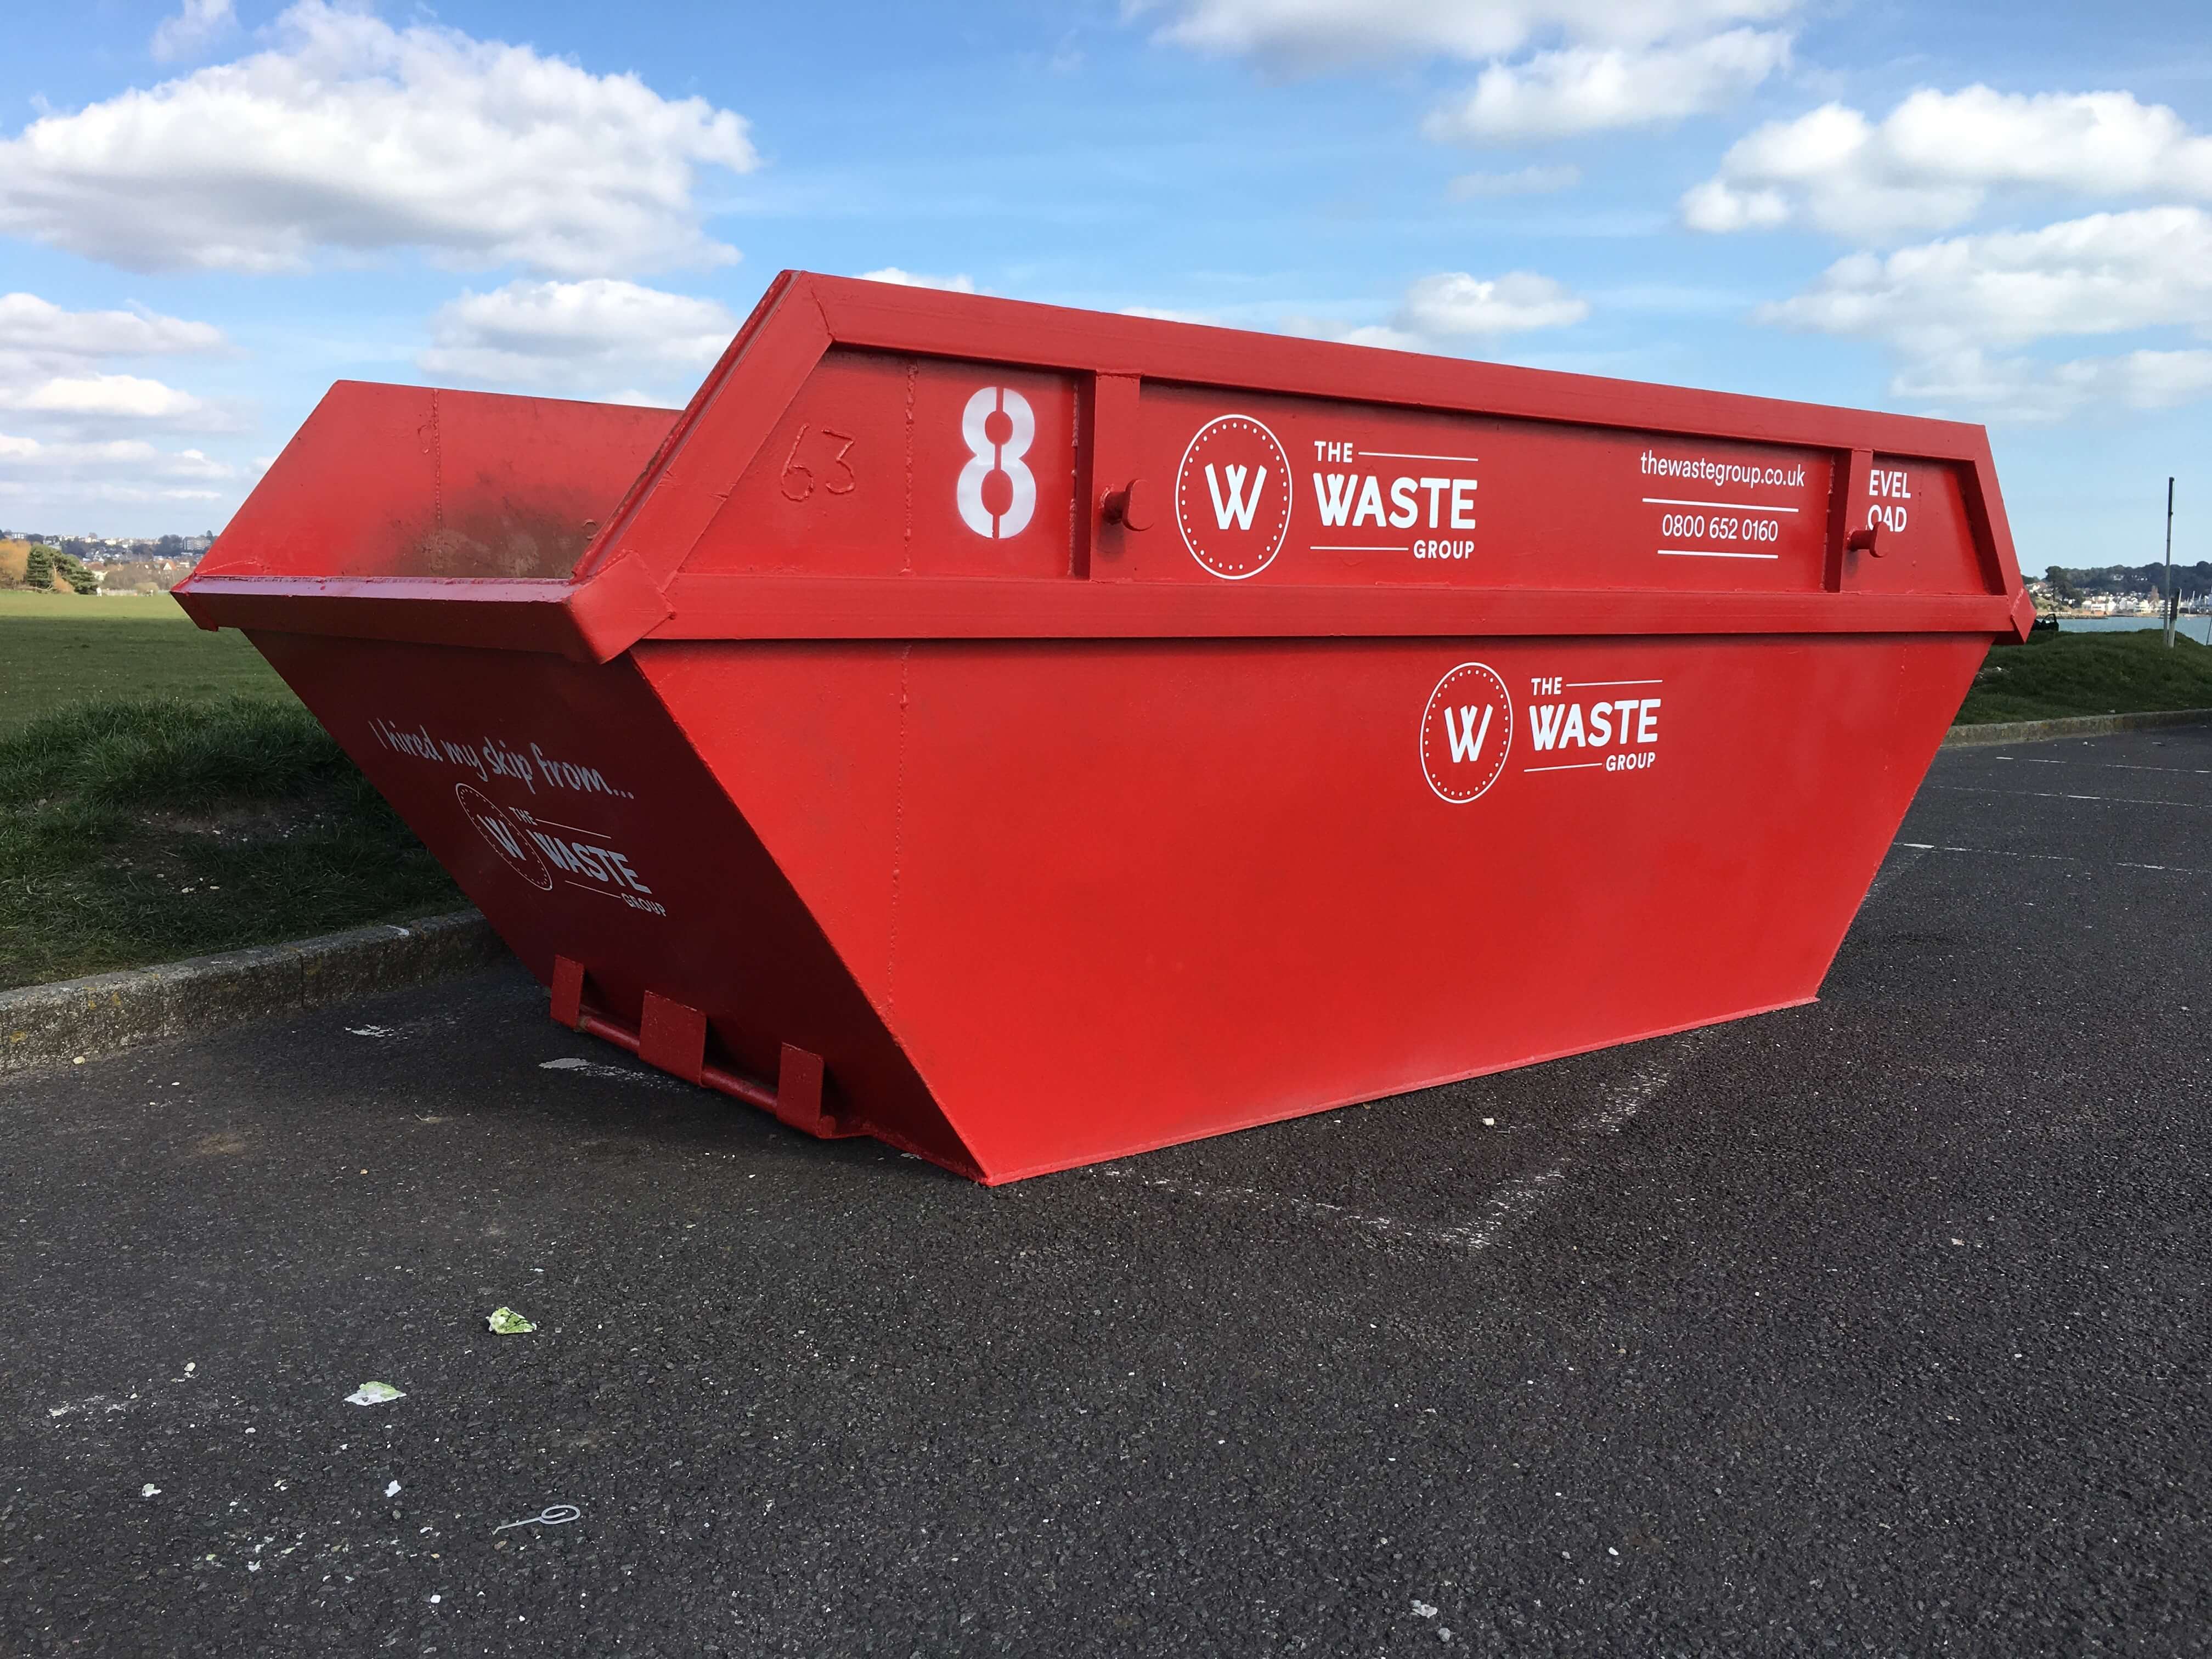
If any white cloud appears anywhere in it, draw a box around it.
[1684,87,2212,240]
[0,294,224,358]
[1278,270,1589,352]
[1758,207,2212,417]
[857,267,980,294]
[1120,305,1217,324]
[1758,207,2212,354]
[1331,324,1427,350]
[1425,29,1789,141]
[1143,0,1793,66]
[1143,0,1793,138]
[2063,349,2212,409]
[150,0,236,63]
[420,279,737,397]
[0,374,208,420]
[1883,347,2212,424]
[0,432,238,507]
[1396,271,1590,336]
[0,1,758,276]
[0,293,229,437]
[1448,163,1581,198]
[0,437,230,477]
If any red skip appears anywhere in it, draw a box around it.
[175,273,2032,1182]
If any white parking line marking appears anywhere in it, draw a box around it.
[1927,785,2210,810]
[1979,755,2212,776]
[1894,841,2212,876]
[1862,844,1931,903]
[1086,1049,1696,1255]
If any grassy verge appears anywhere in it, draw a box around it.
[1,697,460,990]
[1957,628,2212,725]
[0,590,292,736]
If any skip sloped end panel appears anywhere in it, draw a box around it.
[639,634,1993,1182]
[630,641,991,1150]
[201,383,677,583]
[235,630,981,1179]
[1798,630,1989,967]
[574,273,833,591]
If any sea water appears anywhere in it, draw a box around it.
[2056,615,2212,646]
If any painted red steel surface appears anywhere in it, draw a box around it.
[176,272,2028,1183]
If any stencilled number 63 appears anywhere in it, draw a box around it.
[956,386,1036,539]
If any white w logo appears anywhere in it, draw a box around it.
[1444,705,1491,764]
[481,815,524,858]
[1205,463,1267,531]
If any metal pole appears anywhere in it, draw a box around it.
[2164,477,2176,648]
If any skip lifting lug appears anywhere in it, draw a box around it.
[1101,477,1153,532]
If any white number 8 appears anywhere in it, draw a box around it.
[956,386,1036,539]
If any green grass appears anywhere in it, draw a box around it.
[0,590,293,736]
[1958,628,2212,724]
[1,697,460,990]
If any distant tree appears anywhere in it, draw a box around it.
[52,551,99,595]
[2044,565,2083,605]
[24,543,57,591]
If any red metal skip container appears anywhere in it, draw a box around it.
[174,272,2034,1183]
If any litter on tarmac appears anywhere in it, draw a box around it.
[494,1504,580,1533]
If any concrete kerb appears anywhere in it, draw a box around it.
[0,911,505,1080]
[1942,707,2212,748]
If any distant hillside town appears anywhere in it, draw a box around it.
[0,530,217,594]
[1,530,216,563]
[2028,562,2212,617]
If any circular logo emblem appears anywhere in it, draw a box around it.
[455,783,554,890]
[1419,662,1514,804]
[1175,414,1292,580]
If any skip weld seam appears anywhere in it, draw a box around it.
[885,645,911,1014]
[901,360,916,574]
[427,386,443,531]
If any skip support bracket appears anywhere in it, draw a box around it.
[550,956,851,1139]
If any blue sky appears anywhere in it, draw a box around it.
[2,0,2208,573]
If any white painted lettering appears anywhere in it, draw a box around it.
[1444,704,1492,764]
[1206,464,1266,532]
[1313,472,1356,527]
[1352,473,1386,527]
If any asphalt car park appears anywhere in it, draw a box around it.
[4,727,2209,1656]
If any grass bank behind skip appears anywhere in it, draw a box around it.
[0,697,459,990]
